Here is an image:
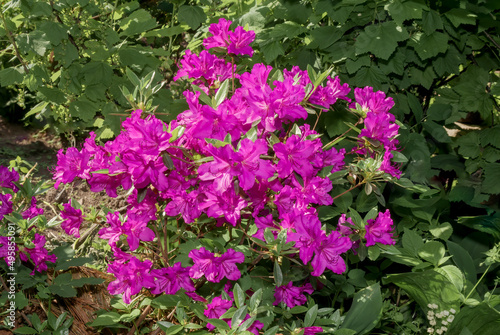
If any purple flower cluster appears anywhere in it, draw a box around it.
[19,233,57,275]
[51,19,399,330]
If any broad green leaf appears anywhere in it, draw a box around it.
[151,295,179,309]
[423,120,452,143]
[143,25,186,38]
[447,303,500,335]
[304,304,318,328]
[385,0,426,25]
[12,327,38,334]
[402,228,424,257]
[208,319,230,331]
[214,79,229,107]
[384,270,461,312]
[177,5,206,30]
[39,21,68,46]
[55,257,92,271]
[260,40,285,63]
[355,21,409,60]
[308,26,344,50]
[341,283,382,334]
[0,67,24,86]
[38,87,66,104]
[436,265,464,292]
[119,9,157,36]
[422,9,443,34]
[429,222,453,240]
[353,65,386,90]
[482,163,500,194]
[233,283,245,309]
[409,31,449,60]
[457,214,500,240]
[346,55,370,74]
[418,241,446,266]
[16,30,51,56]
[69,98,98,123]
[445,8,477,27]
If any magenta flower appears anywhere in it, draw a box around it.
[203,18,231,51]
[200,185,247,226]
[303,326,324,334]
[22,198,44,220]
[274,135,316,179]
[0,193,13,221]
[53,147,91,188]
[0,236,17,267]
[228,26,255,56]
[19,233,57,275]
[60,201,84,238]
[337,214,355,236]
[204,295,233,331]
[351,86,394,115]
[274,282,314,308]
[380,150,402,179]
[189,247,244,282]
[365,209,396,246]
[107,257,155,304]
[0,166,19,191]
[359,111,399,151]
[151,262,195,295]
[311,231,352,276]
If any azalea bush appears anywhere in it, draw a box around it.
[46,19,407,334]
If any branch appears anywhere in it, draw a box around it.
[0,10,29,73]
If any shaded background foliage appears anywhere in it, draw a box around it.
[1,0,500,334]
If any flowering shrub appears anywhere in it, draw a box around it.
[51,19,401,333]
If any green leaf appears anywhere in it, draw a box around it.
[445,8,477,27]
[15,292,29,310]
[38,87,66,104]
[410,31,449,60]
[355,21,409,60]
[143,25,186,38]
[308,26,344,50]
[482,163,500,194]
[151,295,179,309]
[385,270,461,312]
[402,228,424,257]
[12,327,38,334]
[207,319,230,331]
[260,40,285,63]
[119,9,157,36]
[447,303,500,335]
[274,260,283,286]
[385,0,426,25]
[55,257,92,271]
[233,283,245,309]
[177,5,206,30]
[69,98,98,123]
[231,306,247,330]
[346,55,370,74]
[39,21,68,46]
[88,312,121,327]
[447,241,476,285]
[341,283,382,334]
[457,214,500,240]
[418,241,446,266]
[17,30,51,56]
[214,79,229,107]
[0,67,24,86]
[48,284,77,298]
[436,265,464,292]
[304,304,318,328]
[422,9,443,34]
[429,222,453,240]
[423,120,452,143]
[353,65,386,90]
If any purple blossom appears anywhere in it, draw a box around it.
[380,150,402,179]
[107,257,155,304]
[365,209,395,246]
[22,198,44,220]
[303,326,324,334]
[351,86,394,115]
[19,233,57,275]
[99,211,155,251]
[60,201,84,238]
[274,135,316,179]
[0,166,19,191]
[204,296,232,331]
[0,193,13,221]
[228,26,255,56]
[53,147,91,188]
[200,184,247,226]
[189,247,244,282]
[274,282,314,308]
[0,236,17,267]
[203,18,232,51]
[151,262,195,295]
[311,230,352,276]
